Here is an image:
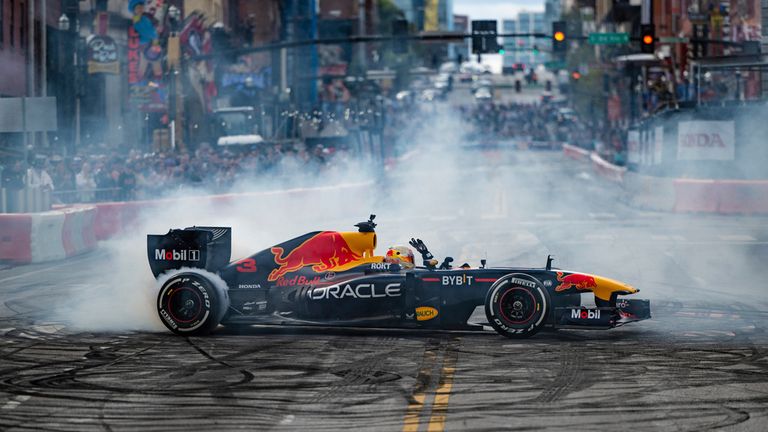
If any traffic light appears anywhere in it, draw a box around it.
[571,71,581,80]
[472,20,498,54]
[640,24,655,54]
[498,46,505,55]
[552,21,567,53]
[392,19,409,54]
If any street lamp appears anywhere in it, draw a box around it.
[58,14,69,32]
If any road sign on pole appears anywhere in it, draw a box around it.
[659,36,690,43]
[471,20,497,54]
[588,32,629,45]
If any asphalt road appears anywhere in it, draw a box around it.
[1,150,767,431]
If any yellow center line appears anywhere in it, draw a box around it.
[402,349,438,432]
[402,339,460,432]
[427,353,458,431]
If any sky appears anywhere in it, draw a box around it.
[453,0,545,21]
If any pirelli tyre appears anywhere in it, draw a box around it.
[485,273,550,338]
[157,270,229,335]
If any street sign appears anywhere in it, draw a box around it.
[588,32,629,45]
[0,97,58,133]
[659,36,690,43]
[471,20,498,54]
[544,61,566,70]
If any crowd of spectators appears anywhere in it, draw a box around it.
[1,81,627,209]
[1,141,340,206]
[456,102,595,149]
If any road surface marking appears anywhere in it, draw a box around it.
[402,349,438,432]
[719,234,756,242]
[584,234,614,241]
[403,339,460,432]
[589,212,616,219]
[535,213,563,219]
[427,350,458,431]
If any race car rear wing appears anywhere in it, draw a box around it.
[147,226,232,278]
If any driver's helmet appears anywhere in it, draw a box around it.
[384,246,415,268]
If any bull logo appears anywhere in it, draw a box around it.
[268,232,361,281]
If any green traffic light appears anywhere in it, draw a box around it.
[498,49,505,54]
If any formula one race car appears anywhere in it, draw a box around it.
[147,216,650,338]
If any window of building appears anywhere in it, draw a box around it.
[20,0,24,50]
[10,0,14,47]
[0,0,4,47]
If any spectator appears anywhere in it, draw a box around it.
[76,162,97,202]
[26,157,54,191]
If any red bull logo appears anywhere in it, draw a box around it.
[268,232,362,282]
[555,272,597,292]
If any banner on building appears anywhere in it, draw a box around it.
[654,126,663,165]
[127,21,167,112]
[318,20,353,77]
[677,120,735,161]
[87,36,119,74]
[424,0,439,31]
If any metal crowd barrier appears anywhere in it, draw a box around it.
[0,187,52,213]
[51,188,123,205]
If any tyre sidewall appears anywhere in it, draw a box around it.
[485,273,549,338]
[157,272,220,335]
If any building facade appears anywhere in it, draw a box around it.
[503,12,548,70]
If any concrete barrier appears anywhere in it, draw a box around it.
[623,172,676,212]
[591,153,626,183]
[715,180,768,214]
[563,143,591,162]
[0,206,98,263]
[561,145,768,215]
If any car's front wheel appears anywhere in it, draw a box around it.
[157,270,229,335]
[484,273,549,338]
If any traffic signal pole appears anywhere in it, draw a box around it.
[189,32,758,62]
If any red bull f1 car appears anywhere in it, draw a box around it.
[147,216,650,338]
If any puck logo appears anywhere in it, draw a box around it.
[155,249,200,261]
[571,308,601,319]
[415,306,438,321]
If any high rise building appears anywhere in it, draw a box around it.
[502,11,548,71]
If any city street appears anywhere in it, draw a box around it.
[1,150,766,431]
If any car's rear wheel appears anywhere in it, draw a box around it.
[157,270,228,335]
[485,273,549,338]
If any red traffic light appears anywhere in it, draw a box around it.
[571,71,581,80]
[642,35,653,45]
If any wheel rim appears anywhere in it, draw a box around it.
[168,287,203,323]
[499,287,536,324]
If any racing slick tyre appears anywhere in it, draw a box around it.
[484,273,550,339]
[157,270,229,336]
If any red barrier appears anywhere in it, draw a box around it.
[673,179,719,213]
[0,214,32,262]
[715,180,768,214]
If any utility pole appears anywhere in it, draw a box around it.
[27,0,36,150]
[358,0,367,71]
